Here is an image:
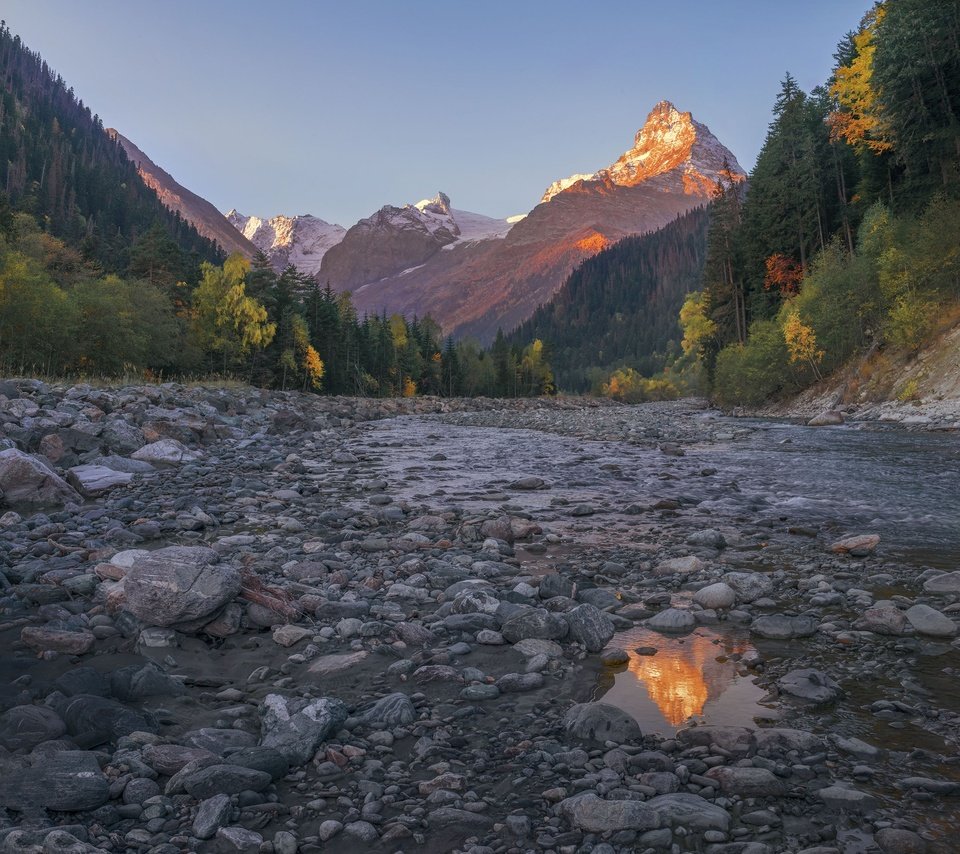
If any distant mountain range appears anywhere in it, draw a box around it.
[116,100,744,340]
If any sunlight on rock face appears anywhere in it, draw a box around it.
[594,626,763,733]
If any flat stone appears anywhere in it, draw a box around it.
[778,669,843,703]
[214,826,263,853]
[855,606,907,635]
[751,614,818,639]
[817,784,878,812]
[130,438,199,465]
[66,464,133,497]
[181,763,271,798]
[923,571,960,595]
[193,793,233,839]
[654,556,705,577]
[705,766,785,797]
[830,533,880,555]
[307,650,369,676]
[559,792,660,833]
[905,603,958,637]
[646,792,732,831]
[645,608,696,633]
[20,626,95,655]
[0,751,110,811]
[808,409,844,426]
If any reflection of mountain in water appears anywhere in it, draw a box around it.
[595,626,758,733]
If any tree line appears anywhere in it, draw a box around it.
[681,0,960,405]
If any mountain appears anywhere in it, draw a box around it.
[108,130,258,259]
[226,211,346,276]
[0,23,222,272]
[318,192,514,289]
[510,206,711,391]
[321,101,744,340]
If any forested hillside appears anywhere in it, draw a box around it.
[510,207,709,392]
[683,0,960,406]
[0,21,221,272]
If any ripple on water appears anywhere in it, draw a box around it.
[593,625,778,736]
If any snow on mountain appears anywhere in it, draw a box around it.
[225,211,346,276]
[541,100,745,204]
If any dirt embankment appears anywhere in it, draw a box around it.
[746,319,960,429]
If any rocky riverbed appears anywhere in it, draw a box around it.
[0,380,958,854]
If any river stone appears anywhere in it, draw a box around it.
[856,606,907,635]
[130,438,199,465]
[501,608,568,643]
[687,529,727,549]
[111,662,183,700]
[905,603,957,637]
[142,744,217,775]
[360,692,416,726]
[566,603,615,651]
[0,449,81,507]
[654,556,705,576]
[645,608,696,633]
[754,728,826,756]
[564,702,642,744]
[705,766,785,796]
[723,572,774,603]
[559,792,660,833]
[513,638,564,658]
[693,582,737,610]
[830,534,880,555]
[539,574,574,600]
[54,694,155,745]
[808,409,844,426]
[308,650,369,677]
[272,624,313,647]
[677,725,755,758]
[215,827,263,853]
[182,763,271,798]
[123,546,240,627]
[182,728,258,755]
[223,746,289,780]
[778,669,843,703]
[874,828,928,854]
[260,694,347,765]
[193,793,233,839]
[646,792,732,831]
[66,464,133,497]
[0,751,110,811]
[20,626,95,655]
[751,614,818,639]
[0,705,67,751]
[817,784,878,812]
[923,571,960,595]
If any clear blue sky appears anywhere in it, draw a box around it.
[5,1,871,225]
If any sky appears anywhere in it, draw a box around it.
[5,1,873,226]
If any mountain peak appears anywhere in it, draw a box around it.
[541,102,744,203]
[414,191,452,216]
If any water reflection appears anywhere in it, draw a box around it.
[593,625,776,734]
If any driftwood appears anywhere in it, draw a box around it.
[239,568,301,620]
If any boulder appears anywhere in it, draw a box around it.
[123,546,240,627]
[654,556,705,577]
[750,614,819,639]
[501,608,569,643]
[778,669,843,703]
[0,449,80,507]
[645,608,696,633]
[0,705,67,751]
[830,534,880,556]
[130,438,199,465]
[181,764,271,798]
[905,603,957,637]
[66,464,133,497]
[20,626,95,655]
[722,572,774,603]
[646,792,732,831]
[855,606,907,635]
[808,409,844,426]
[559,792,660,832]
[0,751,110,811]
[565,603,615,652]
[259,694,347,765]
[923,571,960,595]
[693,582,737,610]
[193,793,233,840]
[360,692,417,727]
[564,702,641,744]
[704,766,785,797]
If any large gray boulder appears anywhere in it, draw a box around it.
[565,603,615,652]
[123,546,240,627]
[564,702,641,744]
[905,603,958,637]
[0,751,110,811]
[130,438,199,465]
[559,792,660,832]
[260,694,347,765]
[501,608,569,643]
[0,448,80,507]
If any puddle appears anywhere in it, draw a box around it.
[592,625,778,736]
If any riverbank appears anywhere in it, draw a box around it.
[1,382,958,854]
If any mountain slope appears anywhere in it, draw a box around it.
[511,206,711,391]
[109,130,258,259]
[336,101,744,340]
[0,24,222,271]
